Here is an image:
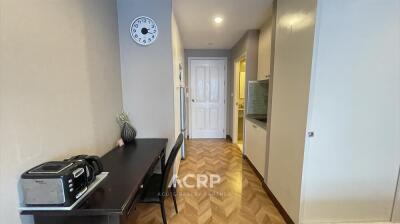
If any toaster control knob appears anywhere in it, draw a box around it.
[70,188,74,192]
[68,179,73,183]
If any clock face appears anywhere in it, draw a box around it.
[130,16,158,46]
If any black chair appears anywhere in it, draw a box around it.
[137,133,183,224]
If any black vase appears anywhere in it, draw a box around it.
[121,122,136,143]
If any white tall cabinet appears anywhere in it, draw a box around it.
[243,11,273,180]
[267,0,400,223]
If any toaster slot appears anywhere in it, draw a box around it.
[72,168,84,178]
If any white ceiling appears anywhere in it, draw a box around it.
[173,0,274,49]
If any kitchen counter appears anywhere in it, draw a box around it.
[246,116,267,130]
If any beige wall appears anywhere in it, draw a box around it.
[0,0,123,223]
[267,0,317,223]
[171,11,184,173]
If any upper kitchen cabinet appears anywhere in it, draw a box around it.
[257,17,273,80]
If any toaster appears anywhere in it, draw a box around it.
[66,155,103,185]
[20,160,89,207]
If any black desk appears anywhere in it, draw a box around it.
[21,138,168,224]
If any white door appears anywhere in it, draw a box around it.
[190,59,226,138]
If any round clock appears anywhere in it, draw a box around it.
[130,16,158,46]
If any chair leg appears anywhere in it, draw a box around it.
[170,187,178,214]
[160,201,167,224]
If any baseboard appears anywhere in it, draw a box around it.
[301,222,394,224]
[243,155,295,224]
[262,182,295,224]
[243,155,263,181]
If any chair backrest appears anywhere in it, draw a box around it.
[161,133,183,196]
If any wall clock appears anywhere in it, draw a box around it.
[130,16,158,46]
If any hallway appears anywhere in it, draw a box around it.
[130,139,285,224]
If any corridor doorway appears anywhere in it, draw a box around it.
[232,57,246,152]
[188,58,227,139]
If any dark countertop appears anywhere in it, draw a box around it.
[21,138,168,217]
[246,116,267,130]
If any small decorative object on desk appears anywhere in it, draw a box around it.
[116,138,124,147]
[117,112,136,143]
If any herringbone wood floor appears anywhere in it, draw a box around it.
[129,139,285,224]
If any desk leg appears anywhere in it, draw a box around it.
[161,148,166,174]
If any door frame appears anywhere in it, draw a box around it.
[232,54,246,144]
[188,57,227,139]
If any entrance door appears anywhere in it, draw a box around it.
[189,59,226,138]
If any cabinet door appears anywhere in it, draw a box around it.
[252,123,266,178]
[244,119,256,157]
[244,119,266,178]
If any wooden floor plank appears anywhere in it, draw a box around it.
[129,139,285,224]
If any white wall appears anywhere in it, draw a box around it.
[117,0,176,154]
[171,11,184,173]
[0,0,123,223]
[267,0,317,223]
[301,0,400,223]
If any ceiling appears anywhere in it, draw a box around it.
[173,0,274,49]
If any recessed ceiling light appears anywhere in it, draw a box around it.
[214,17,223,24]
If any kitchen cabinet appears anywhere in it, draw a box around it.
[244,118,267,178]
[257,17,273,81]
